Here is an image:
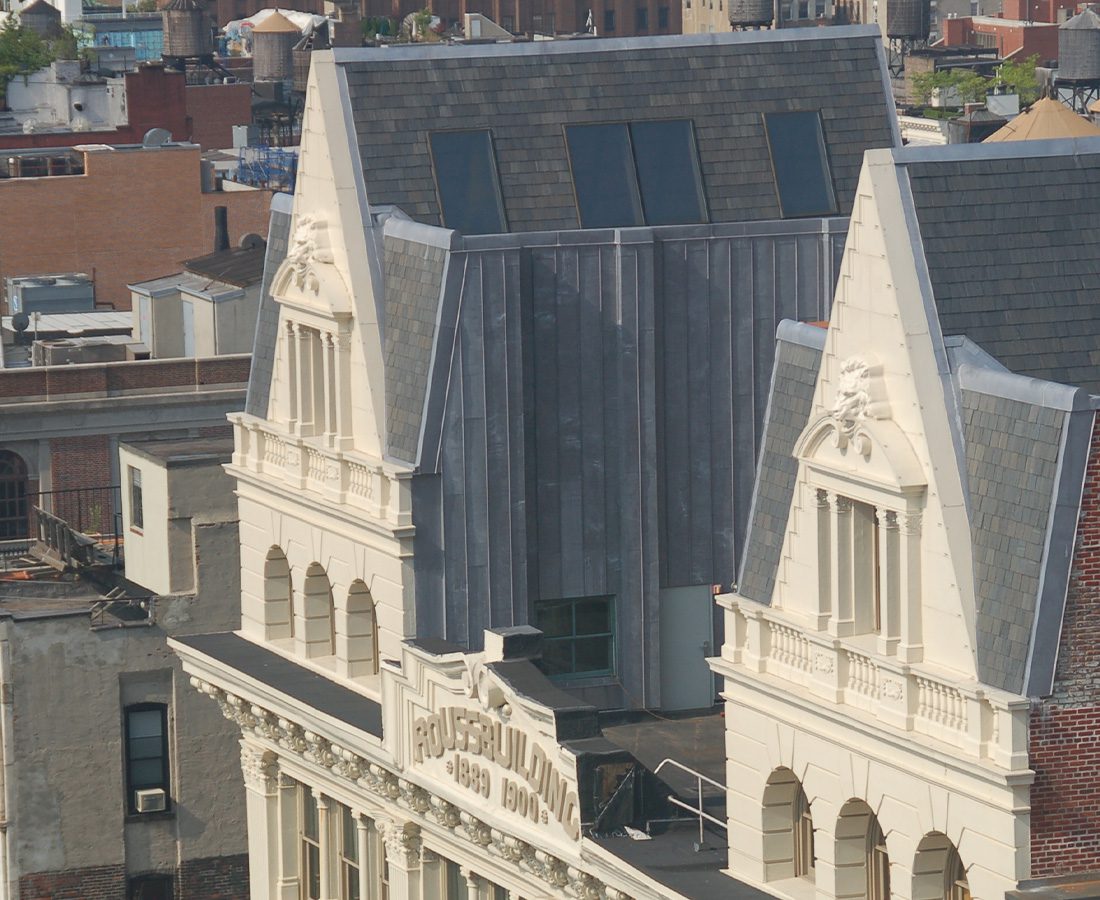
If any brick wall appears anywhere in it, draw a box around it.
[185,84,253,150]
[178,853,249,899]
[0,146,272,313]
[50,435,111,496]
[20,863,126,900]
[1029,411,1100,877]
[18,855,248,900]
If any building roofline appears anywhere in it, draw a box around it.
[329,25,885,65]
[891,135,1100,165]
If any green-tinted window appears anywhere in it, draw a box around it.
[565,123,643,229]
[536,595,615,678]
[763,111,838,218]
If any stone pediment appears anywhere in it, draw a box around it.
[396,638,587,848]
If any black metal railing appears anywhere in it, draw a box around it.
[34,485,123,569]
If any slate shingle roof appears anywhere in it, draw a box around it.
[959,388,1066,693]
[902,144,1100,395]
[738,322,825,603]
[335,29,895,234]
[383,234,447,463]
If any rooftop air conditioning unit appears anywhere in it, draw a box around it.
[135,788,167,813]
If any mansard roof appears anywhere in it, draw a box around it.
[331,28,897,233]
[738,140,1100,697]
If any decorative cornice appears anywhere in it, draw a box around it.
[190,676,633,899]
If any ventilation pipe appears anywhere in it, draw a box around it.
[214,205,229,252]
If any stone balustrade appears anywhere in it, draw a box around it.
[719,595,1030,772]
[228,412,413,529]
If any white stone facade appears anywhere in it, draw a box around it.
[711,151,1035,900]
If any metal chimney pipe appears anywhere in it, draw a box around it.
[214,205,229,252]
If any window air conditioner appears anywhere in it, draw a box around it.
[135,788,167,813]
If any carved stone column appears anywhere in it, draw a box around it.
[315,790,333,900]
[355,813,372,900]
[333,331,352,450]
[321,331,337,447]
[876,508,901,656]
[276,773,300,900]
[897,511,924,663]
[240,741,279,900]
[378,819,421,900]
[461,865,483,900]
[284,320,299,427]
[813,488,832,628]
[827,493,854,636]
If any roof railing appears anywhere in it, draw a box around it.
[653,758,726,852]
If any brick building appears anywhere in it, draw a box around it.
[713,141,1100,897]
[0,141,272,313]
[940,15,1059,64]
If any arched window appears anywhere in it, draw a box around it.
[762,768,815,879]
[346,580,378,677]
[0,451,29,540]
[836,799,890,900]
[913,833,970,900]
[301,563,335,659]
[263,547,294,640]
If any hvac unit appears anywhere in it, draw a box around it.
[135,788,167,813]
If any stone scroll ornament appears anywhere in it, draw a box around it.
[283,214,336,295]
[829,356,887,455]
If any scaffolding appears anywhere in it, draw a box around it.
[234,145,298,193]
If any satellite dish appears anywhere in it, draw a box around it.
[142,127,172,148]
[11,312,29,333]
[239,232,265,250]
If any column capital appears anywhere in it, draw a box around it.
[240,741,278,793]
[379,819,422,870]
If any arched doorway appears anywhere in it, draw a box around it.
[762,767,815,879]
[0,451,29,540]
[836,799,891,900]
[913,833,970,900]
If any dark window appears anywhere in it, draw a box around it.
[545,11,556,31]
[501,14,514,30]
[532,13,543,29]
[604,8,616,29]
[565,120,707,228]
[129,465,143,531]
[536,595,615,678]
[301,787,321,900]
[635,5,648,28]
[0,451,28,540]
[565,123,643,228]
[125,704,169,813]
[128,874,173,900]
[658,4,669,26]
[763,111,838,218]
[631,119,708,225]
[428,130,508,235]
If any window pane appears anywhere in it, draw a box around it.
[541,640,573,677]
[307,844,321,899]
[574,597,611,635]
[429,130,507,235]
[446,861,469,900]
[763,112,837,218]
[342,805,358,860]
[129,735,164,761]
[574,636,612,673]
[129,759,164,788]
[302,791,319,840]
[344,865,359,898]
[537,600,572,638]
[630,120,707,226]
[565,124,643,229]
[128,709,163,740]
